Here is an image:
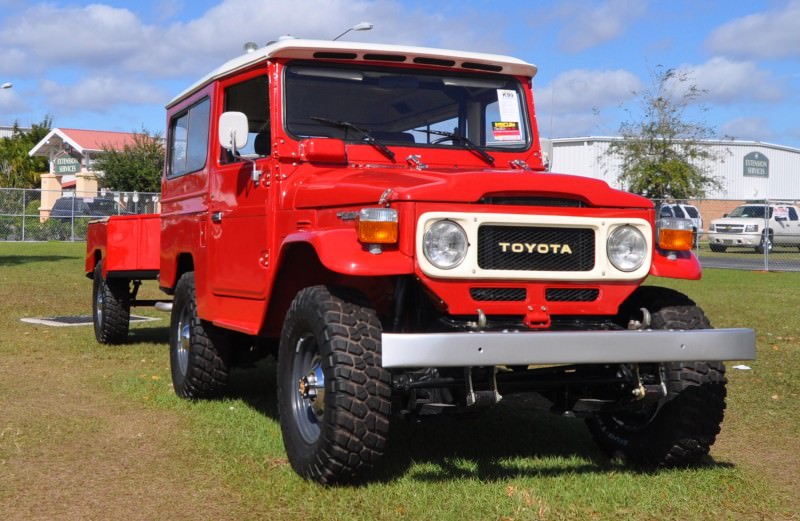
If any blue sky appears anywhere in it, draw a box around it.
[1,0,798,148]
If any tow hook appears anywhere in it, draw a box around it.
[628,307,652,330]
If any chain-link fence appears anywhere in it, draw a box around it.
[656,198,800,273]
[3,189,798,272]
[1,188,159,242]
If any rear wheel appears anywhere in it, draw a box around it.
[169,272,230,399]
[277,286,391,484]
[587,287,727,467]
[92,261,130,344]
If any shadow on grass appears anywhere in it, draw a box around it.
[0,254,75,267]
[198,358,735,483]
[128,325,170,344]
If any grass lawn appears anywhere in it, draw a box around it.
[1,241,797,520]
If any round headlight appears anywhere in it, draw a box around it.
[423,220,468,269]
[607,225,647,272]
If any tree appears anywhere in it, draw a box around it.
[607,67,723,200]
[0,116,52,188]
[93,130,164,192]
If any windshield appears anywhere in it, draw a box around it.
[729,205,772,219]
[284,63,529,151]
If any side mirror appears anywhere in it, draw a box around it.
[219,111,249,151]
[723,213,728,217]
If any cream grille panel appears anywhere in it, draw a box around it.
[416,212,652,281]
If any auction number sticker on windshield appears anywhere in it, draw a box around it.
[492,121,522,141]
[493,89,523,142]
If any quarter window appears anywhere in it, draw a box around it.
[168,98,210,178]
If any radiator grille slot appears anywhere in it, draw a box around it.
[470,288,526,301]
[477,225,595,271]
[545,288,600,302]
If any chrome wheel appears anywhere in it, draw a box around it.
[95,288,104,328]
[290,334,326,444]
[176,306,191,377]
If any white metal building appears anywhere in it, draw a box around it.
[543,137,800,201]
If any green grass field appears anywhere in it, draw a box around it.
[1,241,797,520]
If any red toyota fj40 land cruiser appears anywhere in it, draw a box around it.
[86,38,755,484]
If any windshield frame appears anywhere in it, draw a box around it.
[281,61,532,153]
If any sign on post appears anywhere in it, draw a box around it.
[54,156,81,175]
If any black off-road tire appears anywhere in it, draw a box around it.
[169,272,230,399]
[277,286,392,485]
[709,243,727,253]
[586,287,727,468]
[92,261,130,344]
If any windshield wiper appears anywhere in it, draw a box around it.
[414,128,495,165]
[310,116,395,160]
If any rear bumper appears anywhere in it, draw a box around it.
[381,328,755,368]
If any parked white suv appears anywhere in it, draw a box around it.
[708,203,800,253]
[659,203,703,246]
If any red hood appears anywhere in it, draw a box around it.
[288,166,652,209]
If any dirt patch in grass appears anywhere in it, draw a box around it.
[0,342,239,521]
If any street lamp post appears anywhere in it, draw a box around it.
[333,22,373,41]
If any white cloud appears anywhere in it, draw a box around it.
[41,77,166,114]
[0,4,151,69]
[678,58,784,104]
[537,68,643,114]
[0,88,23,114]
[539,112,605,139]
[0,0,503,80]
[707,0,800,59]
[721,117,776,142]
[547,0,647,53]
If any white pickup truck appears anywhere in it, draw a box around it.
[709,203,800,253]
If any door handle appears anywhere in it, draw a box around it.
[211,211,223,223]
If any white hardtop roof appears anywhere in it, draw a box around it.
[167,38,538,108]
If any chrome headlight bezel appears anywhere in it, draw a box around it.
[607,224,647,272]
[422,219,468,270]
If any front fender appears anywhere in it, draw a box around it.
[282,229,415,276]
[649,249,702,280]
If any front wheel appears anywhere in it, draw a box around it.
[277,286,391,484]
[92,261,130,344]
[756,231,773,254]
[169,272,230,399]
[587,287,727,467]
[709,243,727,253]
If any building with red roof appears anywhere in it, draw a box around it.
[29,128,141,219]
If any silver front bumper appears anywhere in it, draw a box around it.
[381,328,756,368]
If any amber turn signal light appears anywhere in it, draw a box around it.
[357,208,398,244]
[658,218,694,251]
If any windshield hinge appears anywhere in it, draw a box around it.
[510,159,532,171]
[378,188,394,207]
[406,154,427,170]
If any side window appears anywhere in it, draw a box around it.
[788,207,798,221]
[222,75,270,161]
[168,98,211,178]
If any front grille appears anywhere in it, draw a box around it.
[470,288,526,301]
[545,288,599,302]
[477,225,595,271]
[715,224,744,233]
